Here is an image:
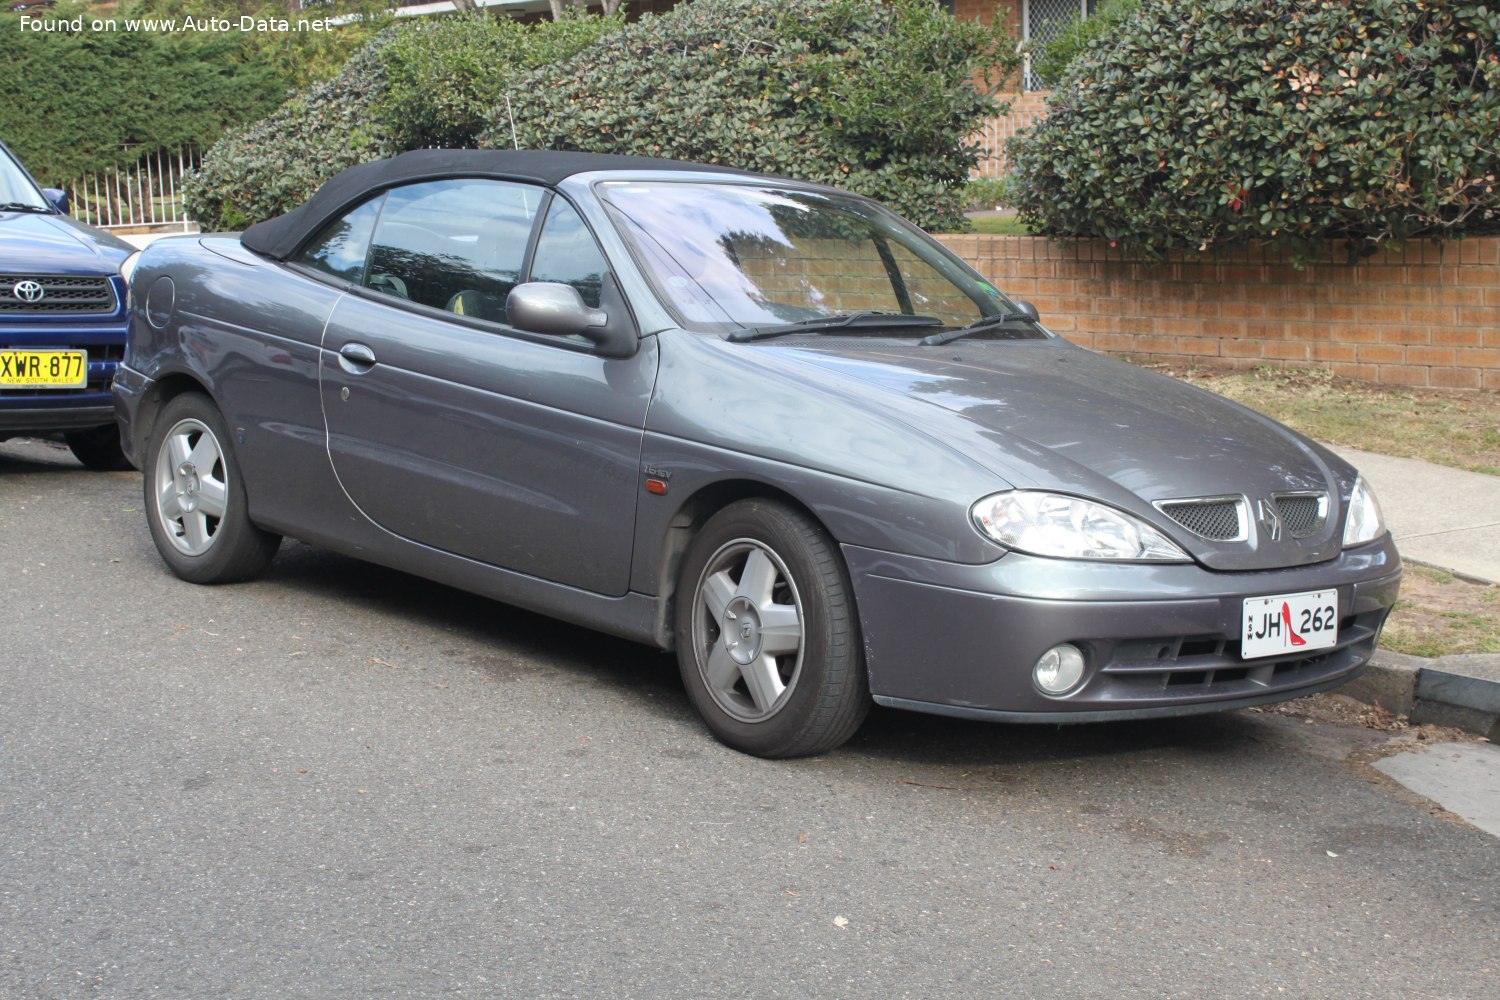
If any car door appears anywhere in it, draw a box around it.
[315,178,656,597]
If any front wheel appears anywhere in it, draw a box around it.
[674,499,869,758]
[144,393,280,584]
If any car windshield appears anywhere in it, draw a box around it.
[0,145,49,212]
[598,180,1035,337]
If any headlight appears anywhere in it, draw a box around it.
[1342,476,1387,547]
[119,250,142,285]
[971,491,1190,562]
[119,251,142,313]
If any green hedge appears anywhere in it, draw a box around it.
[491,0,1014,232]
[0,3,290,184]
[1005,0,1500,257]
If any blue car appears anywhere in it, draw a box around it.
[1,139,135,469]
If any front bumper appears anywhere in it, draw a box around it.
[844,536,1401,722]
[0,399,116,434]
[1,319,127,436]
[109,362,152,469]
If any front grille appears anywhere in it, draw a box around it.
[0,275,118,315]
[1098,608,1385,700]
[1275,493,1327,538]
[1156,496,1246,541]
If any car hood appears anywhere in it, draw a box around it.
[0,211,133,273]
[765,338,1354,571]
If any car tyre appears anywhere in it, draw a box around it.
[675,499,869,758]
[64,425,132,470]
[144,393,280,584]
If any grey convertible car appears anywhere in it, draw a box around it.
[114,150,1401,757]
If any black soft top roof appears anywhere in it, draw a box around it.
[239,148,758,261]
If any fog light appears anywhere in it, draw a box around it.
[1034,644,1086,696]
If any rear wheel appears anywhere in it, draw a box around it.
[144,393,280,583]
[674,499,869,758]
[64,425,131,470]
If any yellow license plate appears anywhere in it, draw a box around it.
[0,350,88,388]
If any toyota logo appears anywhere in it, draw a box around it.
[12,280,44,303]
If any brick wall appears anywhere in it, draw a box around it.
[937,235,1500,390]
[970,92,1049,179]
[960,0,1032,177]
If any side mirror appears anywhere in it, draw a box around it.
[1013,299,1040,323]
[506,281,637,358]
[506,281,607,335]
[42,188,69,214]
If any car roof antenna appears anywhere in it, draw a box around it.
[504,95,520,151]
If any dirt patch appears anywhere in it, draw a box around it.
[1253,692,1483,753]
[1381,565,1500,657]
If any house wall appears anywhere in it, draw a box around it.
[511,0,678,22]
[936,235,1500,390]
[970,91,1048,178]
[953,0,1021,33]
[955,1,1039,176]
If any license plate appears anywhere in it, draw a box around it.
[0,349,88,388]
[1242,589,1339,659]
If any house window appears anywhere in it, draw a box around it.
[1023,0,1097,90]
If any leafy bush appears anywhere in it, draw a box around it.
[377,10,624,149]
[961,177,1011,213]
[483,0,1016,232]
[186,12,622,230]
[191,0,1012,233]
[1026,0,1138,89]
[1006,0,1500,257]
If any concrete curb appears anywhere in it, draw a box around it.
[1344,649,1500,741]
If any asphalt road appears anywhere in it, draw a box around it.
[3,437,1497,1000]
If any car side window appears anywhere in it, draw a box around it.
[363,178,544,323]
[295,196,384,284]
[528,197,609,309]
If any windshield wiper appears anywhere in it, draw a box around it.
[0,202,51,214]
[918,311,1037,347]
[727,311,944,343]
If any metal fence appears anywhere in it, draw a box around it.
[1023,0,1096,90]
[65,148,199,231]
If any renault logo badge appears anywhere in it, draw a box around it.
[1256,498,1282,542]
[12,280,44,303]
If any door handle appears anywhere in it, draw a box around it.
[338,342,377,374]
